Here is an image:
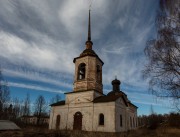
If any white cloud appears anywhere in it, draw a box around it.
[9,82,66,94]
[0,30,78,74]
[126,91,172,108]
[0,0,162,113]
[3,69,72,89]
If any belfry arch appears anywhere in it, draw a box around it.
[78,63,86,80]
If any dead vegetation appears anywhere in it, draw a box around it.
[0,126,179,137]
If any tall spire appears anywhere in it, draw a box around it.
[88,9,91,41]
[86,10,93,49]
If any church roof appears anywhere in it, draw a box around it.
[80,49,97,57]
[73,49,104,64]
[65,89,104,95]
[128,101,138,108]
[93,93,128,106]
[107,90,127,96]
[93,77,130,106]
[93,95,119,103]
[50,100,65,106]
[111,78,121,85]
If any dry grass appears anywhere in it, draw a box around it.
[0,127,179,137]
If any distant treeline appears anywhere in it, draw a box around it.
[138,112,180,129]
[0,69,60,126]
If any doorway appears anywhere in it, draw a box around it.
[73,112,82,130]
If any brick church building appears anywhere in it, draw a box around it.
[49,10,138,132]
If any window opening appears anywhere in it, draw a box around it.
[97,65,102,82]
[78,63,86,80]
[120,115,122,127]
[99,113,104,125]
[56,115,60,130]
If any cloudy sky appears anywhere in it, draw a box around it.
[0,0,173,115]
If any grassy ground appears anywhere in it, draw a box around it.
[0,126,179,137]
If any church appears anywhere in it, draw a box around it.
[49,10,138,132]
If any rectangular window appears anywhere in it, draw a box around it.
[120,115,122,127]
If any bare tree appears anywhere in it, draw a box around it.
[12,97,21,118]
[50,94,61,104]
[23,93,31,116]
[143,0,180,111]
[149,105,159,129]
[150,105,155,115]
[34,95,47,125]
[0,69,10,116]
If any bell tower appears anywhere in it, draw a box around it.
[73,10,104,93]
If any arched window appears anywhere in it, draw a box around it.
[97,65,101,82]
[99,113,104,125]
[56,115,60,130]
[78,63,86,80]
[120,115,122,127]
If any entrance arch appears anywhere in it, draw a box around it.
[56,115,60,130]
[73,112,82,130]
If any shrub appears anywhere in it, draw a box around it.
[168,113,180,128]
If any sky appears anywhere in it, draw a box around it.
[0,0,174,115]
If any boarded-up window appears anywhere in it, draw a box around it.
[99,113,104,125]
